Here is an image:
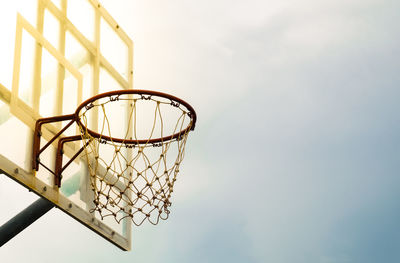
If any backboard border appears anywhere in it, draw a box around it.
[0,153,130,251]
[1,0,134,250]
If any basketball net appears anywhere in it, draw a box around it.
[78,93,193,226]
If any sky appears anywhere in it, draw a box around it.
[2,0,400,262]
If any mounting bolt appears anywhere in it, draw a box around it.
[14,168,18,174]
[43,186,47,192]
[68,203,72,209]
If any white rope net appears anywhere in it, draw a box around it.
[78,93,193,226]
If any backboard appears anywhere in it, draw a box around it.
[0,0,133,250]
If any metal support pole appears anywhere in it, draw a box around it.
[0,198,54,247]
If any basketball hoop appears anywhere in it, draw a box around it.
[33,90,197,225]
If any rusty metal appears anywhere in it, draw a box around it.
[54,135,88,187]
[32,114,75,171]
[74,90,197,145]
[32,90,197,188]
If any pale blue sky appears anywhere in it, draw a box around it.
[2,0,400,262]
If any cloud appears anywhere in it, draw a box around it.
[188,0,400,262]
[3,0,400,262]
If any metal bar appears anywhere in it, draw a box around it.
[32,114,75,171]
[54,0,67,129]
[32,0,45,116]
[38,118,75,155]
[0,198,54,247]
[38,161,57,176]
[55,135,84,187]
[88,0,133,46]
[61,143,88,173]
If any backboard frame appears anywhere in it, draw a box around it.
[0,0,134,251]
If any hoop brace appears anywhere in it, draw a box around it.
[32,114,83,187]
